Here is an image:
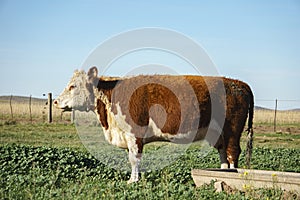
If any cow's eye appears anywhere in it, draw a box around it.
[69,85,76,91]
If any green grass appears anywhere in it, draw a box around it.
[250,131,300,149]
[1,144,299,200]
[0,123,83,150]
[1,123,300,199]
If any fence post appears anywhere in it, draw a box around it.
[9,95,13,119]
[48,93,52,123]
[274,99,277,132]
[29,95,32,123]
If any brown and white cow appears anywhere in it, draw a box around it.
[54,66,254,183]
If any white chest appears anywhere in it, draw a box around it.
[97,100,134,149]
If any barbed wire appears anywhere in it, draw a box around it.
[256,99,300,102]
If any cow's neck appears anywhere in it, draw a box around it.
[94,79,119,108]
[94,87,112,128]
[96,89,111,107]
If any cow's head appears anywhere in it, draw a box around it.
[54,67,99,112]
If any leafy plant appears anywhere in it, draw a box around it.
[1,144,299,199]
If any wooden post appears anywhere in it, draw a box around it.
[9,95,13,119]
[48,93,52,123]
[274,99,277,132]
[29,95,32,123]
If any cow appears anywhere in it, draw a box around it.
[54,66,254,183]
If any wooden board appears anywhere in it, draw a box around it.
[191,168,300,193]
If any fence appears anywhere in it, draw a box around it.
[255,99,300,132]
[0,95,300,127]
[0,93,71,124]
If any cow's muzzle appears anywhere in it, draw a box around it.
[53,100,72,112]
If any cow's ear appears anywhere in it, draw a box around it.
[87,66,98,85]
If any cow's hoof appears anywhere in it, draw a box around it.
[127,178,139,184]
[221,163,229,169]
[229,163,236,169]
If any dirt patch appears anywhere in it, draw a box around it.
[243,124,300,149]
[254,124,300,135]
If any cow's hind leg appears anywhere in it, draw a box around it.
[218,147,229,169]
[226,137,241,168]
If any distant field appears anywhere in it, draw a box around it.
[254,109,300,124]
[0,96,71,123]
[1,95,300,125]
[253,109,300,137]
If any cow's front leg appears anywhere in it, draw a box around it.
[127,149,141,184]
[127,137,143,184]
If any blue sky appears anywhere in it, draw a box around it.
[0,0,299,109]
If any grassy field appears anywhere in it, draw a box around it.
[0,96,71,124]
[1,123,300,199]
[1,97,300,199]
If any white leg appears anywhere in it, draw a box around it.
[229,163,235,169]
[218,148,228,169]
[221,163,229,169]
[127,148,141,184]
[227,155,236,169]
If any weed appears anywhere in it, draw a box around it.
[1,144,299,199]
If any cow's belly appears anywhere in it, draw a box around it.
[102,127,128,149]
[144,118,208,144]
[102,117,208,148]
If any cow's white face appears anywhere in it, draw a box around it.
[54,67,98,112]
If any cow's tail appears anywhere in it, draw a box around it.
[245,89,254,169]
